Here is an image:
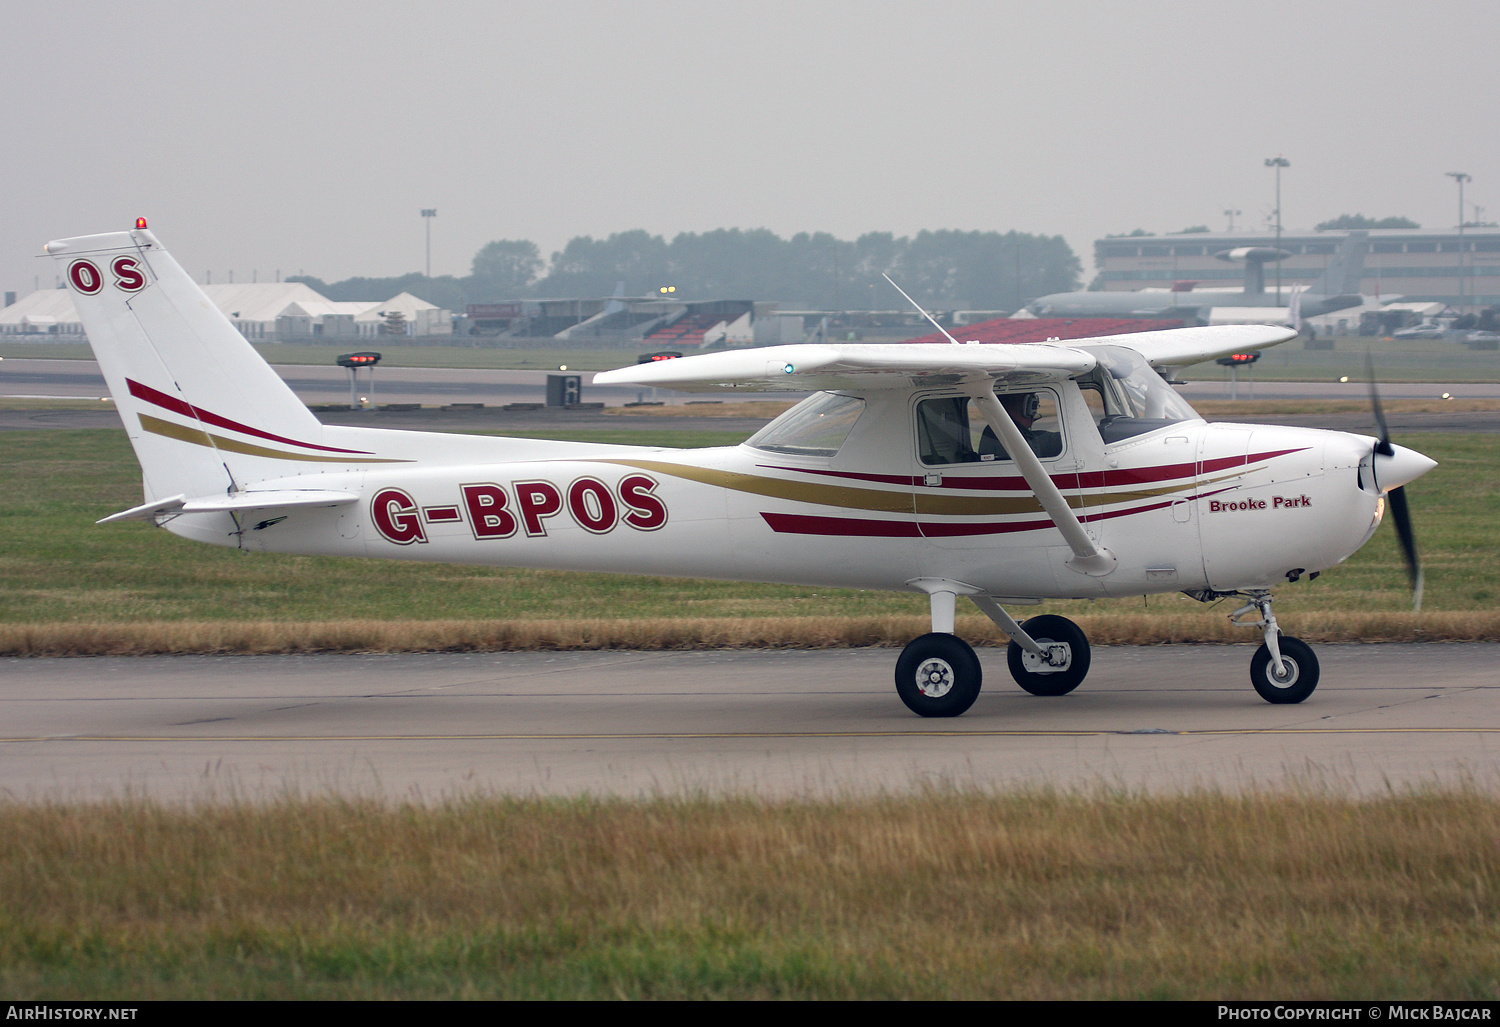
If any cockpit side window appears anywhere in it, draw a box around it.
[916,389,1063,466]
[1074,345,1203,445]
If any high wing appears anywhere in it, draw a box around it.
[1079,324,1297,370]
[593,342,1096,393]
[593,325,1295,393]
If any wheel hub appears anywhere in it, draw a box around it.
[915,657,955,698]
[1020,641,1071,675]
[1267,657,1299,686]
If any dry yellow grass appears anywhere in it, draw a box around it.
[3,792,1499,998]
[3,609,1497,657]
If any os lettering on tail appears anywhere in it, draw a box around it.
[66,256,148,295]
[67,259,103,295]
[110,256,147,292]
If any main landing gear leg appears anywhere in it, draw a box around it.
[971,597,1092,697]
[1230,591,1320,704]
[894,585,982,718]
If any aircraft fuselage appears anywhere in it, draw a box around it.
[164,391,1387,602]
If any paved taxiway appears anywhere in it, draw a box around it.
[6,355,1500,407]
[4,644,1497,801]
[4,356,1499,434]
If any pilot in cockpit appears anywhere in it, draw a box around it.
[979,392,1063,460]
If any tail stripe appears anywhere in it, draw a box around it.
[126,378,373,455]
[137,414,408,464]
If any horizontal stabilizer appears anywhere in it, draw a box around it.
[98,489,358,524]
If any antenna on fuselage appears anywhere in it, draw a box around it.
[882,273,967,344]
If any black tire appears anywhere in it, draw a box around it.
[895,633,982,718]
[1250,634,1320,704]
[1006,614,1091,696]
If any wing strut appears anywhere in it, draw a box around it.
[962,381,1116,577]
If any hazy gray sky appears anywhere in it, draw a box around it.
[4,0,1497,293]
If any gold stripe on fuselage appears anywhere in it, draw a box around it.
[138,414,409,464]
[602,458,1245,517]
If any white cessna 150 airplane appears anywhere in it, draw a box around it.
[49,223,1436,717]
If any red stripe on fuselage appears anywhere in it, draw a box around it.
[759,485,1243,538]
[757,449,1306,492]
[126,378,373,455]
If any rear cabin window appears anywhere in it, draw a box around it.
[915,390,1063,465]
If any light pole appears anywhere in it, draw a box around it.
[420,208,437,278]
[1264,157,1290,304]
[1446,173,1470,312]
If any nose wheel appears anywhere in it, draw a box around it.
[1230,591,1321,704]
[895,633,982,718]
[1251,634,1320,704]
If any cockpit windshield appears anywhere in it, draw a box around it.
[1074,345,1202,444]
[746,392,865,457]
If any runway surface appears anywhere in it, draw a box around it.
[4,644,1498,801]
[4,356,1498,434]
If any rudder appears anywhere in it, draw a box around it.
[47,226,356,502]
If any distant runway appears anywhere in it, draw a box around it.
[0,357,725,408]
[4,356,1499,433]
[4,644,1498,801]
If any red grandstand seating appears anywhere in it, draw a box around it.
[644,312,726,346]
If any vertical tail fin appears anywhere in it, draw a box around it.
[1312,230,1368,296]
[46,227,367,502]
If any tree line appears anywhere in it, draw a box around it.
[289,228,1082,311]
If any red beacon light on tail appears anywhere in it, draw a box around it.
[135,217,148,230]
[1216,352,1260,367]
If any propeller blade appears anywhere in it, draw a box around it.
[1367,353,1423,612]
[1386,485,1423,613]
[1366,352,1393,455]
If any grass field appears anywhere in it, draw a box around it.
[0,426,1495,655]
[3,792,1498,999]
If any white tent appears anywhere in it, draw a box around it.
[1,282,452,340]
[354,292,451,337]
[0,289,86,335]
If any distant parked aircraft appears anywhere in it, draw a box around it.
[1024,231,1369,323]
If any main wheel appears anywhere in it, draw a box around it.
[895,633,982,718]
[1006,614,1091,696]
[1250,634,1319,704]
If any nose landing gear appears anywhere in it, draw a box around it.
[1231,591,1320,704]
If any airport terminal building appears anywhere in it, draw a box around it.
[1095,228,1500,309]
